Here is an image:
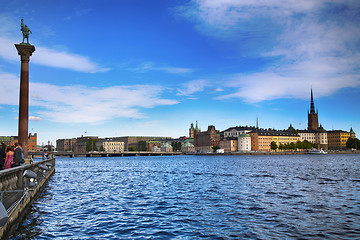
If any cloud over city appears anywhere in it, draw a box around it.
[0,73,178,123]
[177,0,360,103]
[129,62,194,74]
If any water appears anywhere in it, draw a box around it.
[10,154,360,239]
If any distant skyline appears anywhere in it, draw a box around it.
[0,0,359,145]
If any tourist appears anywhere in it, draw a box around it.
[19,143,25,165]
[13,143,24,167]
[0,142,6,170]
[5,146,14,169]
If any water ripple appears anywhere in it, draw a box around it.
[10,154,360,239]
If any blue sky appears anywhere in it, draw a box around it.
[0,0,359,145]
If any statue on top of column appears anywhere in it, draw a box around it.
[21,18,32,44]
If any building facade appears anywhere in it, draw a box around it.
[220,138,238,152]
[74,136,98,152]
[181,141,195,153]
[113,136,169,151]
[327,130,350,150]
[161,142,173,152]
[96,140,124,153]
[250,130,300,152]
[194,125,221,153]
[189,121,201,138]
[56,138,76,151]
[223,126,256,138]
[0,133,37,151]
[238,133,251,152]
[298,125,328,150]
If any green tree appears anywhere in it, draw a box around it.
[295,140,303,150]
[346,137,360,149]
[279,143,284,151]
[86,139,98,151]
[212,146,220,152]
[270,141,278,151]
[100,145,105,151]
[137,141,147,151]
[171,142,182,151]
[289,142,296,150]
[303,140,313,149]
[128,146,136,151]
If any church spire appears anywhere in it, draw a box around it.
[310,88,316,114]
[308,88,319,131]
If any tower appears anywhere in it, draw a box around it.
[189,121,201,138]
[350,127,356,138]
[189,123,194,138]
[307,88,318,131]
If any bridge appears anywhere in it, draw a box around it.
[29,151,183,158]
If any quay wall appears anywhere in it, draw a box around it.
[29,150,360,158]
[0,158,55,239]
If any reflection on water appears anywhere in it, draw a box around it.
[11,154,360,239]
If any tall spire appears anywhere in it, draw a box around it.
[310,88,316,114]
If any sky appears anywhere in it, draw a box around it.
[0,0,359,146]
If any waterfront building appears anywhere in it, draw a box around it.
[223,126,256,138]
[161,142,173,152]
[181,141,195,153]
[292,88,329,150]
[113,136,170,151]
[152,145,161,152]
[28,133,37,151]
[56,138,76,151]
[0,136,11,146]
[327,130,350,150]
[220,137,238,152]
[297,125,328,150]
[96,140,124,153]
[74,136,98,152]
[189,121,201,138]
[194,125,221,153]
[238,133,251,152]
[0,133,37,151]
[350,127,356,138]
[250,130,300,152]
[250,131,273,152]
[146,140,161,152]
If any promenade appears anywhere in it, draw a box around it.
[0,158,55,239]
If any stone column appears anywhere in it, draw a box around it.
[14,44,35,160]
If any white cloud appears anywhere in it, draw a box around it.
[33,46,109,73]
[0,73,19,105]
[0,73,179,123]
[177,79,209,96]
[130,62,193,74]
[29,116,42,121]
[177,0,360,102]
[0,35,109,73]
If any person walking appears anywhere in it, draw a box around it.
[5,146,14,169]
[0,143,6,170]
[13,143,24,167]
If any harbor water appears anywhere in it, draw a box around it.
[11,154,360,239]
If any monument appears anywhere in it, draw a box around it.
[14,18,35,159]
